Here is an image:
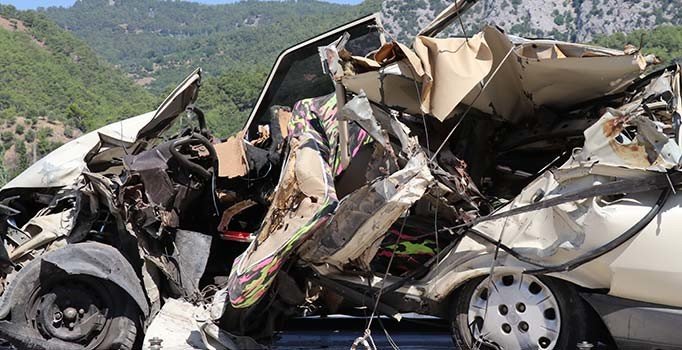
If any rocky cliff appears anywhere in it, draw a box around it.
[381,0,682,42]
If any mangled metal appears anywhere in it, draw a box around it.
[2,3,682,350]
[1,111,155,191]
[300,152,433,269]
[345,25,653,123]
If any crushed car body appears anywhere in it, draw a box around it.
[1,1,682,349]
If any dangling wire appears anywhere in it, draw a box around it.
[433,199,441,277]
[469,200,514,349]
[377,317,401,350]
[354,212,409,350]
[409,74,431,157]
[457,11,469,43]
[351,329,374,350]
[430,45,515,162]
[210,171,220,217]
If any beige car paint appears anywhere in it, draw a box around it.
[416,67,682,307]
[413,32,493,121]
[0,111,155,192]
[461,26,648,123]
[321,20,681,314]
[342,59,423,115]
[343,25,650,124]
[8,209,76,261]
[215,131,249,179]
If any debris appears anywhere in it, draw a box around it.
[0,4,680,350]
[143,299,207,350]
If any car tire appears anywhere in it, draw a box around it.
[450,273,604,350]
[11,270,140,350]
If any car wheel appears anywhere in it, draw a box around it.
[450,273,594,350]
[12,271,139,350]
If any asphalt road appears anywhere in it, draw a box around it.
[272,317,455,349]
[0,317,455,350]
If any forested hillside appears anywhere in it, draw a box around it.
[593,25,682,63]
[43,0,381,138]
[0,4,155,184]
[44,0,381,93]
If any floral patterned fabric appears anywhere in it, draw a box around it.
[227,93,372,308]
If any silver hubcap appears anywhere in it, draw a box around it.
[467,273,561,349]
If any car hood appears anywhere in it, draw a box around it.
[0,69,202,194]
[136,68,202,140]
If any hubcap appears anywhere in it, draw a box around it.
[467,273,561,349]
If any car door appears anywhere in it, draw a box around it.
[241,13,385,137]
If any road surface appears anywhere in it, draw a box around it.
[273,317,455,349]
[0,316,455,349]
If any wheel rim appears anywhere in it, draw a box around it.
[27,276,113,348]
[467,273,561,349]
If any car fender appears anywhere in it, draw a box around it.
[420,244,601,304]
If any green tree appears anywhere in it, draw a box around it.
[593,25,682,62]
[1,131,14,148]
[15,140,30,171]
[0,4,155,135]
[37,127,53,139]
[66,102,89,132]
[24,129,35,143]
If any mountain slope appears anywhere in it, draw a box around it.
[382,0,682,42]
[41,0,382,138]
[0,4,155,183]
[44,0,382,93]
[39,0,682,140]
[0,5,155,129]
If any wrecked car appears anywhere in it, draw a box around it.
[2,1,682,349]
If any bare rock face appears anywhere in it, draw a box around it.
[381,0,682,42]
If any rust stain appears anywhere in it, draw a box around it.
[604,114,660,167]
[608,139,653,168]
[603,115,627,138]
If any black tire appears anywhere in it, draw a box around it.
[10,270,140,350]
[450,274,609,350]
